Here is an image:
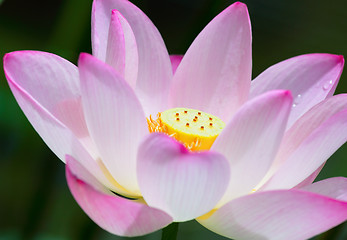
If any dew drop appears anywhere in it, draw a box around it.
[323,80,333,90]
[294,94,302,105]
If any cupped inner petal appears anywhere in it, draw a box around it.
[137,133,230,222]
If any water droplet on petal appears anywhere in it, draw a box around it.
[294,94,302,105]
[323,80,334,90]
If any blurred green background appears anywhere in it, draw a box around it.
[0,0,347,239]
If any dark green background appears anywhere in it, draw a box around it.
[0,0,346,239]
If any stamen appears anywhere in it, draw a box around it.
[186,123,190,127]
[176,118,180,121]
[200,126,204,130]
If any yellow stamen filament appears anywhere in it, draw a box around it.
[147,108,225,151]
[197,209,217,220]
[97,159,141,198]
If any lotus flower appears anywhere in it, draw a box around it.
[3,0,347,239]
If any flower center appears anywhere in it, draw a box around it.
[147,108,225,151]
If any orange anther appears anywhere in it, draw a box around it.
[209,117,213,121]
[186,123,190,127]
[176,113,179,116]
[209,123,213,126]
[198,112,201,115]
[193,118,197,122]
[176,118,180,121]
[184,110,188,114]
[200,126,204,130]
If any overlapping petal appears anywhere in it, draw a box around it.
[301,177,347,201]
[169,2,252,123]
[5,70,117,192]
[66,156,173,237]
[92,0,172,115]
[260,94,347,191]
[3,51,90,140]
[212,90,292,206]
[169,55,183,74]
[79,53,147,195]
[105,10,138,89]
[198,189,347,240]
[251,54,345,129]
[137,133,230,222]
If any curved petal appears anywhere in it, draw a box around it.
[92,0,172,115]
[198,189,347,240]
[3,51,89,140]
[294,163,325,189]
[105,10,138,89]
[212,90,292,206]
[79,53,147,195]
[169,2,252,123]
[6,75,117,192]
[260,94,347,191]
[66,160,173,237]
[301,177,347,201]
[170,55,183,74]
[137,133,230,222]
[251,54,345,129]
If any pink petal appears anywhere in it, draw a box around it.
[251,54,345,129]
[260,94,347,190]
[169,55,183,74]
[169,2,252,123]
[66,159,172,237]
[92,0,172,115]
[301,177,347,201]
[3,51,89,140]
[137,133,230,222]
[212,90,292,206]
[79,53,147,195]
[198,189,347,240]
[6,73,117,192]
[294,163,325,189]
[105,10,138,89]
